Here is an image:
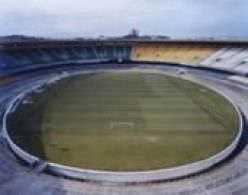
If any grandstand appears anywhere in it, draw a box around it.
[131,43,218,65]
[2,39,248,77]
[0,42,131,76]
[131,41,248,74]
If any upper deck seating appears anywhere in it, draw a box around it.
[131,44,217,65]
[0,45,132,76]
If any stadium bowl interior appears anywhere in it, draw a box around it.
[0,39,248,183]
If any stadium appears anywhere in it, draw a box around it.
[1,38,248,194]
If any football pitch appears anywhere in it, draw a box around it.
[7,72,239,171]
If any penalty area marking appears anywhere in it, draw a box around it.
[110,122,135,130]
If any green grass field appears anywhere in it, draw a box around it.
[7,72,239,171]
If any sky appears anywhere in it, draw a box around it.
[0,0,248,38]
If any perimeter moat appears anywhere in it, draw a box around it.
[6,71,240,171]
